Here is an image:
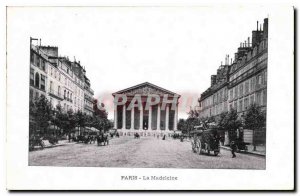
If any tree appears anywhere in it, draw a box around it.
[187,109,199,118]
[29,96,53,135]
[177,119,187,133]
[244,104,266,151]
[75,110,88,134]
[217,112,229,130]
[91,99,112,133]
[219,108,242,143]
[93,99,108,119]
[58,109,76,137]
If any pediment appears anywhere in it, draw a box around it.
[113,82,180,97]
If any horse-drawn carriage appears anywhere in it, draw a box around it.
[96,133,109,146]
[190,123,221,156]
[29,135,45,151]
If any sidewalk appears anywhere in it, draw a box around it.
[42,140,75,149]
[30,140,74,149]
[221,145,266,157]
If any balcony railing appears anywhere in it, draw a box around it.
[49,90,64,100]
[84,94,94,102]
[84,104,93,111]
[63,97,73,103]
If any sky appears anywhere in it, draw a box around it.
[7,6,268,119]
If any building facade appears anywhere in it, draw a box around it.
[228,19,268,116]
[198,57,230,119]
[29,43,48,101]
[84,75,94,116]
[198,18,268,119]
[112,82,180,137]
[29,38,95,116]
[197,18,268,145]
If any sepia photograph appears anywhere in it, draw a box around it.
[5,5,294,190]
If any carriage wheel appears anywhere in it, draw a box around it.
[214,151,219,156]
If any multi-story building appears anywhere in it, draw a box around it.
[198,18,268,119]
[84,75,94,116]
[72,60,86,113]
[228,19,268,116]
[58,57,75,112]
[38,46,64,108]
[29,40,48,101]
[29,38,95,116]
[197,18,268,145]
[198,56,230,119]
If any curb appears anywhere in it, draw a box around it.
[44,142,76,148]
[220,146,266,157]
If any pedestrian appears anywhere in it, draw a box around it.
[230,140,237,158]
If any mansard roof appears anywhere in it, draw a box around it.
[112,82,181,97]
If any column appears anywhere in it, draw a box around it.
[114,106,117,129]
[148,106,152,131]
[174,104,178,130]
[139,105,143,131]
[157,104,161,131]
[122,104,126,130]
[130,107,134,130]
[165,104,169,131]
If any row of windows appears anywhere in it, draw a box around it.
[229,90,267,112]
[230,40,268,77]
[29,89,45,100]
[30,68,46,91]
[210,102,228,117]
[74,96,84,109]
[229,70,267,101]
[30,52,46,71]
[212,88,228,105]
[48,63,85,99]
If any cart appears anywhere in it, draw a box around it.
[190,125,221,156]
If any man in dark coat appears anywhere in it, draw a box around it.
[230,140,237,158]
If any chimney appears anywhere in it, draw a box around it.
[231,58,233,64]
[257,21,259,31]
[263,18,268,39]
[211,75,217,86]
[39,39,41,46]
[248,37,250,47]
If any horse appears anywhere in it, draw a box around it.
[29,136,45,151]
[76,135,86,143]
[96,133,109,146]
[48,135,58,145]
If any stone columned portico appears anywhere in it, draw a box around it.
[112,82,180,137]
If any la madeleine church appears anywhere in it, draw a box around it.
[112,82,181,137]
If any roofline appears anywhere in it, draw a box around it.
[112,82,181,97]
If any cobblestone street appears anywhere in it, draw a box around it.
[29,137,265,169]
